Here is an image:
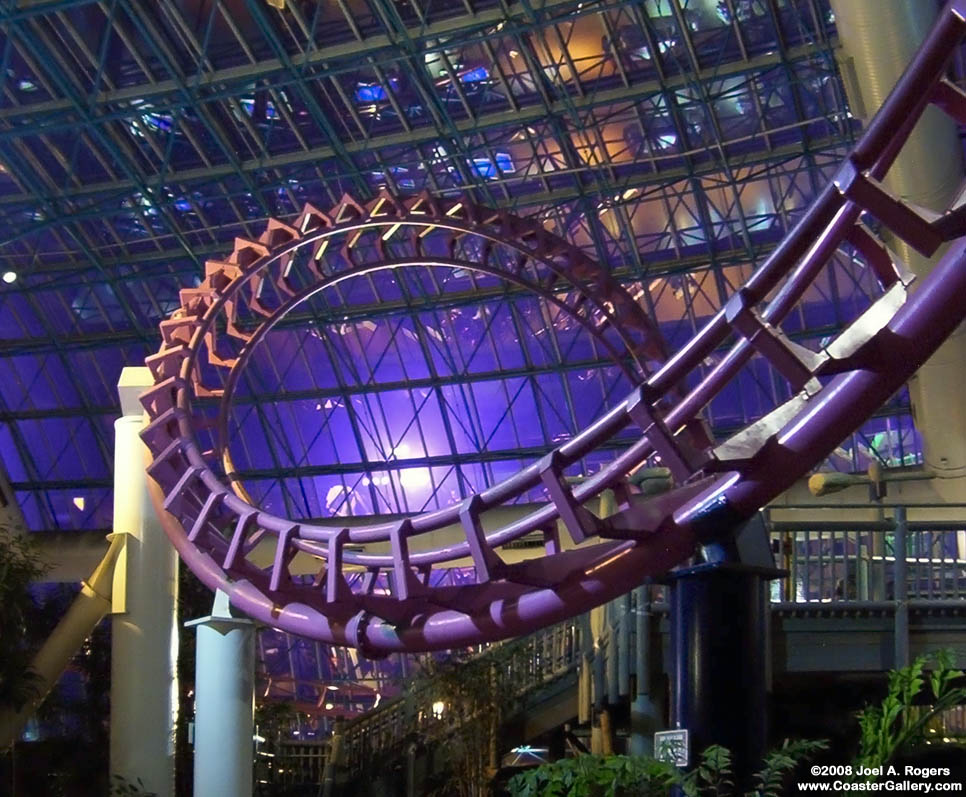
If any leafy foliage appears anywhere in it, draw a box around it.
[507,753,679,797]
[508,738,828,797]
[854,651,965,771]
[749,739,829,797]
[680,745,734,797]
[255,700,300,737]
[416,647,515,797]
[109,774,157,796]
[506,653,966,797]
[0,527,48,713]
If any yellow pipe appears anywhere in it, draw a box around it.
[0,532,127,748]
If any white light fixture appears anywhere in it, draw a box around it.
[400,468,431,489]
[432,700,445,718]
[2,271,16,284]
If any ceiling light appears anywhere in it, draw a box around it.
[2,271,16,284]
[400,468,431,489]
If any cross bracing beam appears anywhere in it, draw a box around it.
[9,441,638,493]
[0,131,846,272]
[0,236,785,356]
[0,354,640,422]
[0,40,833,207]
[0,0,856,539]
[0,0,607,126]
[6,391,916,498]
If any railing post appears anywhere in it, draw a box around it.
[871,511,888,602]
[578,613,593,725]
[322,718,343,797]
[782,527,795,602]
[618,592,630,698]
[894,506,910,669]
[629,586,660,756]
[406,741,417,797]
[606,600,620,704]
[858,534,870,601]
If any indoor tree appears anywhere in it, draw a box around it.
[0,525,47,716]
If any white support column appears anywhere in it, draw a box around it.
[111,367,179,797]
[186,590,256,797]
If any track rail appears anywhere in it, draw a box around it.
[142,0,966,653]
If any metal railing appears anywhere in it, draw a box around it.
[338,615,584,775]
[767,508,966,603]
[255,741,327,792]
[271,504,966,781]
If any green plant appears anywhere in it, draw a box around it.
[680,745,734,797]
[680,739,828,797]
[109,774,157,796]
[0,527,48,713]
[507,753,679,797]
[509,738,828,797]
[255,699,299,737]
[416,645,519,797]
[750,739,829,797]
[854,650,965,771]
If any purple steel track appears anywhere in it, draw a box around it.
[143,0,966,654]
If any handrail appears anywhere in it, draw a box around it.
[296,509,966,773]
[338,615,583,774]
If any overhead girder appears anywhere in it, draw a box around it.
[0,131,844,273]
[0,0,612,126]
[0,47,833,219]
[0,0,855,532]
[140,11,966,651]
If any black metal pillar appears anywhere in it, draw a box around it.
[893,505,909,669]
[669,561,777,789]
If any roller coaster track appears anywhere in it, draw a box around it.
[142,0,966,654]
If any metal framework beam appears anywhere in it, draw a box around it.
[0,41,832,208]
[0,0,597,126]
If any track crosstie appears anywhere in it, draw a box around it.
[143,0,966,653]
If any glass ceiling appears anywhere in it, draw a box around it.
[0,0,923,534]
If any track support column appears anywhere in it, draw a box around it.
[186,590,256,797]
[111,367,178,797]
[669,561,778,789]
